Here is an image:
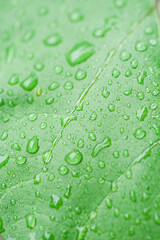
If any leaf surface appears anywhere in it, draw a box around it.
[0,0,160,239]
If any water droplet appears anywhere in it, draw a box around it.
[98,160,105,168]
[130,58,138,69]
[92,137,111,157]
[15,156,27,165]
[42,230,55,240]
[134,127,146,139]
[75,69,87,80]
[88,132,96,141]
[0,154,9,168]
[58,165,69,175]
[65,149,83,165]
[137,70,147,84]
[108,104,115,112]
[33,173,41,184]
[28,113,38,122]
[22,29,35,43]
[105,198,112,209]
[34,62,45,71]
[48,81,60,91]
[43,33,62,46]
[50,194,63,209]
[54,65,63,74]
[26,135,39,154]
[45,97,54,105]
[0,130,8,141]
[42,150,51,164]
[92,27,109,38]
[0,97,4,107]
[130,190,137,202]
[101,86,110,98]
[20,73,38,91]
[77,139,84,148]
[136,106,148,121]
[66,41,95,66]
[8,73,19,85]
[126,169,132,179]
[112,68,120,78]
[119,50,131,61]
[25,214,36,229]
[135,41,147,52]
[136,91,144,100]
[89,111,97,121]
[68,9,84,22]
[64,184,72,198]
[0,217,5,233]
[11,143,21,151]
[154,212,160,225]
[63,81,74,90]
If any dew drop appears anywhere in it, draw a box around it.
[66,41,95,66]
[15,156,27,165]
[92,137,111,157]
[50,194,63,209]
[119,50,131,61]
[136,106,148,121]
[68,9,84,22]
[0,154,9,168]
[20,73,38,91]
[75,69,87,80]
[25,214,36,229]
[48,81,60,91]
[42,150,51,164]
[43,33,62,46]
[65,149,83,165]
[26,135,39,154]
[58,165,69,175]
[135,41,147,52]
[8,73,19,85]
[134,127,146,139]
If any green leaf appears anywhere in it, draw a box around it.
[0,0,160,239]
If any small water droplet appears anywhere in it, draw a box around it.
[75,69,87,80]
[8,73,19,85]
[0,154,9,168]
[119,50,131,61]
[43,33,62,46]
[135,41,147,52]
[48,81,60,91]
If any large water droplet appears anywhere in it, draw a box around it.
[66,41,95,66]
[26,135,39,154]
[15,156,27,165]
[20,73,38,91]
[25,214,36,229]
[65,149,83,165]
[136,106,148,121]
[92,137,111,157]
[50,194,63,209]
[134,127,146,139]
[0,154,9,168]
